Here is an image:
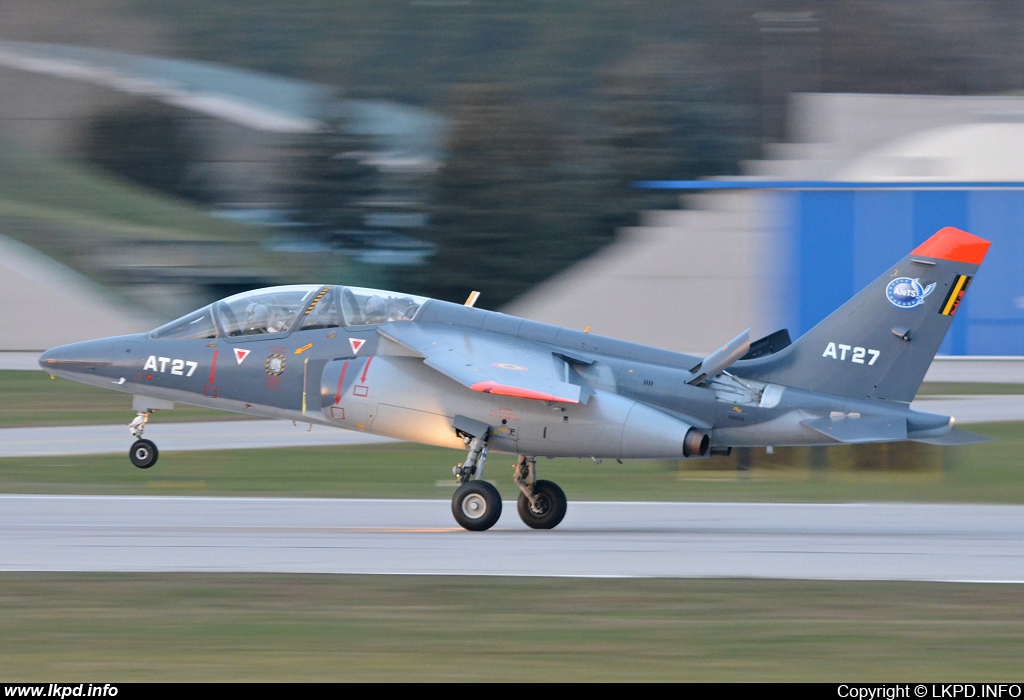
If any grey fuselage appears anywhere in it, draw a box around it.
[40,296,950,460]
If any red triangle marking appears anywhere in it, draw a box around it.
[234,348,251,365]
[350,338,365,354]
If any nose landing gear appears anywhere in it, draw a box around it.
[128,411,159,469]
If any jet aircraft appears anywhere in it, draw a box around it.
[40,226,990,531]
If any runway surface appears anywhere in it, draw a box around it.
[3,495,1023,582]
[0,420,397,457]
[0,395,1017,458]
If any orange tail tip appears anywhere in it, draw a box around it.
[911,227,990,265]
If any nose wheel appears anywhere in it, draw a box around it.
[129,439,159,469]
[128,411,159,469]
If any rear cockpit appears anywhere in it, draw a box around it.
[149,285,428,340]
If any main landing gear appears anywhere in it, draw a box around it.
[128,411,158,469]
[449,430,567,532]
[513,455,567,530]
[452,434,501,531]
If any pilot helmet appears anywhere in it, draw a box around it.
[245,302,270,328]
[363,296,387,323]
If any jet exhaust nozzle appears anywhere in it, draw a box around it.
[618,396,710,459]
[683,429,710,458]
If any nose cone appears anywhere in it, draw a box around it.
[39,338,116,370]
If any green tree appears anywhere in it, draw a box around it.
[409,85,615,308]
[286,119,379,240]
[598,40,757,218]
[79,100,210,204]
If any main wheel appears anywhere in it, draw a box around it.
[517,479,567,530]
[129,439,158,469]
[452,481,502,531]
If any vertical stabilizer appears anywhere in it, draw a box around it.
[738,227,990,403]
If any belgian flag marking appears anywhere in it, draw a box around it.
[940,274,972,316]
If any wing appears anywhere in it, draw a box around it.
[378,323,586,404]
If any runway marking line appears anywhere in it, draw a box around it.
[222,527,468,534]
[252,527,464,533]
[377,527,462,533]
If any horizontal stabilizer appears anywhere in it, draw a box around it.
[689,329,750,385]
[801,416,908,443]
[911,428,991,446]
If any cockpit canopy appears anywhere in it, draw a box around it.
[150,285,428,340]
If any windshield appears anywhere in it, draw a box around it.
[149,285,429,339]
[340,287,427,326]
[214,285,321,337]
[149,307,218,340]
[298,285,342,331]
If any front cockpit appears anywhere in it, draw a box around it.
[149,285,429,340]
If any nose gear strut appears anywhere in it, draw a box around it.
[129,411,150,439]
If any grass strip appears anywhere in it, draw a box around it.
[0,574,1021,681]
[916,382,1024,395]
[0,371,249,426]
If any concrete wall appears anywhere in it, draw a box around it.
[506,191,789,355]
[782,188,1024,355]
[789,93,1024,174]
[0,236,156,350]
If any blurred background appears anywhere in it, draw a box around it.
[2,0,1023,355]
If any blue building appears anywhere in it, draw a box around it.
[773,185,1021,355]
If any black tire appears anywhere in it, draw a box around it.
[129,439,158,469]
[517,479,567,530]
[452,481,502,531]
